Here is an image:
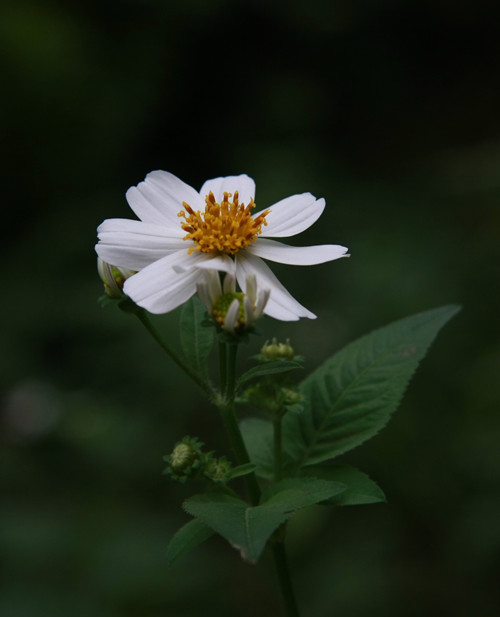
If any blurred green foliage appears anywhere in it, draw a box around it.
[1,1,500,615]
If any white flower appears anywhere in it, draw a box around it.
[95,171,348,320]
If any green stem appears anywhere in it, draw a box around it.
[217,342,300,616]
[218,342,260,505]
[226,343,238,400]
[135,309,211,396]
[273,415,283,482]
[219,402,261,505]
[218,341,227,395]
[273,542,301,617]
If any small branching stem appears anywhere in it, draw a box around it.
[135,309,211,396]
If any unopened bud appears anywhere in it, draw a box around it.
[163,436,204,482]
[280,387,302,406]
[97,258,135,298]
[204,456,233,484]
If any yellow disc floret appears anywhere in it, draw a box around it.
[178,191,269,255]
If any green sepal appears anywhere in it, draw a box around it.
[282,305,460,470]
[183,478,344,563]
[166,518,214,566]
[215,324,261,345]
[180,296,214,379]
[97,294,118,308]
[299,465,385,506]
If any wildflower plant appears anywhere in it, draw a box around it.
[96,170,459,616]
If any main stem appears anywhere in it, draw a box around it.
[273,542,301,617]
[219,343,260,505]
[219,342,301,617]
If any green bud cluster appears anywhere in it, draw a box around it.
[260,338,295,361]
[163,436,234,484]
[243,383,304,418]
[203,456,233,484]
[163,436,205,482]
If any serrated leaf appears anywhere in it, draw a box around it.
[183,478,343,563]
[236,360,302,390]
[180,296,214,378]
[299,465,385,506]
[283,305,460,469]
[166,519,214,566]
[260,476,346,504]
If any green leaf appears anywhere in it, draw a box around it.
[299,465,385,506]
[180,296,214,378]
[166,519,214,566]
[236,360,302,391]
[260,476,346,504]
[283,305,460,469]
[183,478,343,563]
[240,418,274,480]
[240,417,299,480]
[228,463,257,480]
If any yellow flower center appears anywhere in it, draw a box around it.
[178,191,269,255]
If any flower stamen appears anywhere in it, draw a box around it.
[178,191,269,255]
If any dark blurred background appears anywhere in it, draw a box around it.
[1,1,500,615]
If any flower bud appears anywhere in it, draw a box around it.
[203,456,233,484]
[97,258,135,298]
[163,436,204,482]
[260,338,295,361]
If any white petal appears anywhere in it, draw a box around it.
[258,194,325,238]
[245,273,257,303]
[126,170,203,226]
[189,253,236,275]
[96,219,186,270]
[171,251,221,274]
[223,273,236,293]
[255,288,271,319]
[248,238,349,265]
[244,296,257,326]
[97,218,183,237]
[196,281,212,311]
[235,253,316,321]
[200,175,256,206]
[223,299,240,333]
[123,251,201,314]
[203,269,223,303]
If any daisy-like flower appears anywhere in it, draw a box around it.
[95,172,348,320]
